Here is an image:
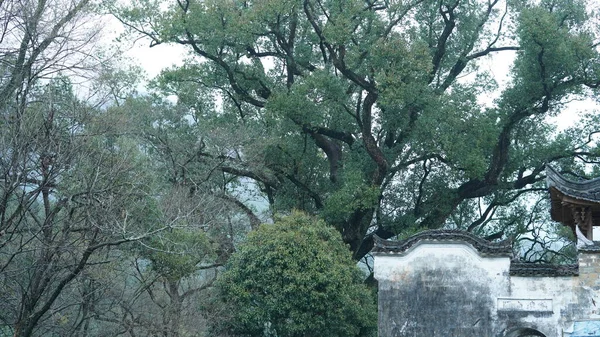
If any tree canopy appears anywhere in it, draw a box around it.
[115,0,600,260]
[217,211,376,337]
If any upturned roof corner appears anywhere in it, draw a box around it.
[546,166,600,242]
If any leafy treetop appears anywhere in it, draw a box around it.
[114,0,600,260]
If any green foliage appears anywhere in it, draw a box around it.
[217,211,376,337]
[510,0,596,106]
[323,171,380,228]
[142,229,211,281]
[113,0,600,262]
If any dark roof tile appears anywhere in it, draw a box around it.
[546,166,600,203]
[579,241,600,253]
[509,262,579,277]
[372,229,513,257]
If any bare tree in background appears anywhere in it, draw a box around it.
[0,0,104,107]
[0,1,182,336]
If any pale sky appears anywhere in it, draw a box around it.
[125,41,188,79]
[102,15,188,79]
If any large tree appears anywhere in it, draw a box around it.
[115,0,600,260]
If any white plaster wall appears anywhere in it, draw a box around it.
[374,240,596,337]
[374,242,511,286]
[375,242,511,336]
[504,276,576,336]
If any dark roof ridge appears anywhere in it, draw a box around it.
[579,241,600,252]
[546,166,600,202]
[372,229,513,256]
[509,261,579,277]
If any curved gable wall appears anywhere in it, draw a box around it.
[374,234,599,337]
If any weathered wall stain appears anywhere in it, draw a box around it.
[373,231,600,337]
[380,266,493,337]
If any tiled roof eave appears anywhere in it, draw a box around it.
[372,230,513,257]
[509,262,579,277]
[579,241,600,252]
[546,166,600,203]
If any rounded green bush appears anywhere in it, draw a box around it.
[217,211,376,337]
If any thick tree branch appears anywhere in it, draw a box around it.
[310,133,343,183]
[429,0,459,82]
[216,193,261,229]
[361,91,388,184]
[176,32,267,108]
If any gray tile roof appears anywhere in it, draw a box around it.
[546,166,600,202]
[509,262,579,277]
[372,229,513,257]
[372,229,580,277]
[579,241,600,253]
